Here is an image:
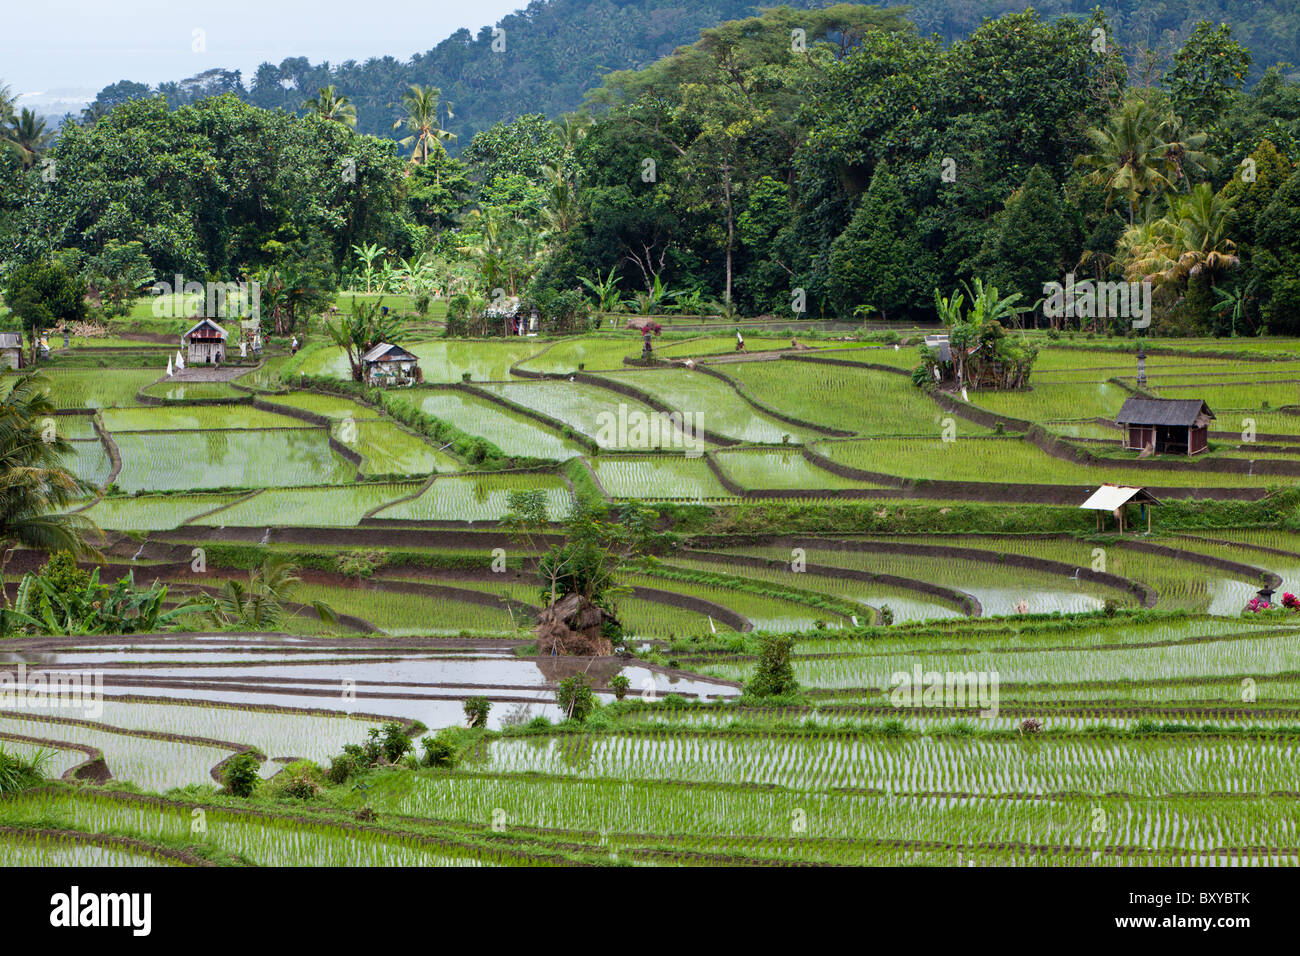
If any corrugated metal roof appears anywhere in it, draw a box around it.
[1080,484,1162,510]
[183,318,227,340]
[924,334,952,363]
[0,332,21,348]
[1115,397,1214,426]
[361,342,417,363]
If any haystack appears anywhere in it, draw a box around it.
[534,592,618,656]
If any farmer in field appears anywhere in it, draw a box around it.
[291,336,299,355]
[735,330,746,352]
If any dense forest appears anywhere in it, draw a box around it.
[4,3,1300,336]
[78,0,1300,147]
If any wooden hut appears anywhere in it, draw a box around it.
[1115,397,1214,456]
[923,334,955,383]
[1080,484,1162,534]
[183,318,228,364]
[361,342,420,387]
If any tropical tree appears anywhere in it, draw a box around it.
[0,374,100,607]
[539,162,582,236]
[1119,183,1239,287]
[9,566,201,635]
[393,85,455,165]
[256,260,334,337]
[0,83,15,126]
[578,267,625,314]
[203,557,336,630]
[349,242,388,293]
[1075,100,1212,223]
[303,85,357,127]
[325,296,405,381]
[4,108,53,168]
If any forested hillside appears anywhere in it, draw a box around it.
[82,0,1300,146]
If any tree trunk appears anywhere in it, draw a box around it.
[722,164,734,309]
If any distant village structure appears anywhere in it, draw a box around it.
[1116,397,1215,456]
[183,318,228,364]
[362,342,421,386]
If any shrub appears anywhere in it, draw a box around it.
[0,744,51,794]
[421,735,458,768]
[556,673,596,722]
[463,696,491,728]
[609,674,631,701]
[326,750,365,784]
[1103,598,1119,617]
[335,550,386,578]
[879,604,894,626]
[747,634,798,697]
[371,722,413,763]
[282,772,320,799]
[222,752,262,797]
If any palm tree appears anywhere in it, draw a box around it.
[1119,183,1239,287]
[392,85,455,165]
[1075,100,1212,224]
[0,374,100,606]
[540,163,582,235]
[204,557,335,630]
[303,85,357,127]
[0,83,16,126]
[5,108,53,169]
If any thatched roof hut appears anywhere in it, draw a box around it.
[534,592,619,656]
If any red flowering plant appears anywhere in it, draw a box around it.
[1282,592,1300,611]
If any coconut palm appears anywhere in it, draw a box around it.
[0,83,16,125]
[1075,100,1212,223]
[540,163,582,235]
[203,557,336,630]
[5,108,53,169]
[303,85,357,127]
[392,85,455,165]
[1119,183,1239,287]
[0,373,101,606]
[1164,183,1240,284]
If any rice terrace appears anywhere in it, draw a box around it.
[0,0,1299,907]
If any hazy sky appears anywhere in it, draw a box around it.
[2,0,523,105]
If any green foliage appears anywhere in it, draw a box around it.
[1252,168,1300,335]
[222,753,262,798]
[203,557,337,631]
[609,674,631,701]
[746,634,798,698]
[1166,21,1253,131]
[0,744,51,794]
[556,673,597,722]
[828,165,933,321]
[8,565,200,636]
[335,550,386,579]
[420,734,458,768]
[463,696,491,729]
[370,722,414,763]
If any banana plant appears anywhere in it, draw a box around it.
[579,267,626,314]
